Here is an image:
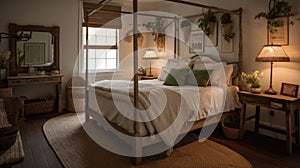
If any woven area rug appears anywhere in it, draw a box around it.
[43,113,252,168]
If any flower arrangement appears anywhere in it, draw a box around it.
[0,50,11,69]
[241,71,263,88]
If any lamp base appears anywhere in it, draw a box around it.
[264,87,277,95]
[147,74,153,77]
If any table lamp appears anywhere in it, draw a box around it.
[256,44,290,94]
[143,49,158,77]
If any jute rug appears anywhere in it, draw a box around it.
[43,113,252,168]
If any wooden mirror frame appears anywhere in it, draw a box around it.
[9,23,60,76]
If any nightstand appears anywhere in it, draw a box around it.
[139,76,157,80]
[238,91,300,155]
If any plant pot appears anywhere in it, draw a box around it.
[251,87,261,94]
[154,33,165,51]
[208,22,216,35]
[222,23,233,36]
[245,83,252,92]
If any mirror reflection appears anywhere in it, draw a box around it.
[17,31,54,67]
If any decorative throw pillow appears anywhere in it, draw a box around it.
[163,68,189,86]
[193,61,227,87]
[158,59,189,81]
[185,70,212,87]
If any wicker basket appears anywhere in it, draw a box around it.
[66,76,85,112]
[23,97,55,116]
[221,114,240,139]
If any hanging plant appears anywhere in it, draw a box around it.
[197,10,217,36]
[144,16,172,51]
[255,0,295,25]
[221,13,235,43]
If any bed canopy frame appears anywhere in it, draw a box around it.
[84,0,243,164]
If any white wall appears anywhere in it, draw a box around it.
[0,0,79,108]
[163,0,300,140]
[1,0,300,140]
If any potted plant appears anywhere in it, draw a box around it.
[36,67,45,75]
[197,10,217,36]
[241,71,263,93]
[255,0,295,27]
[221,13,235,43]
[0,51,11,81]
[144,17,172,51]
[180,19,191,43]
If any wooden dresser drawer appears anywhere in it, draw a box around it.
[8,79,25,85]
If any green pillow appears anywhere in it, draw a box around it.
[163,68,189,86]
[185,70,212,87]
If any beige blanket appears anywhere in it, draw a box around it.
[90,80,192,146]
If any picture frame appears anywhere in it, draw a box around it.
[221,37,234,53]
[24,42,46,65]
[267,17,289,45]
[189,30,204,53]
[280,83,299,98]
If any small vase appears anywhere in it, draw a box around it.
[245,83,252,92]
[251,87,261,94]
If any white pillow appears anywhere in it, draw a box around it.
[193,61,227,86]
[158,59,189,81]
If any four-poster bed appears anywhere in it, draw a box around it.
[83,0,243,165]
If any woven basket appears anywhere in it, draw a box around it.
[24,98,55,116]
[221,114,240,139]
[66,76,85,112]
[0,125,18,154]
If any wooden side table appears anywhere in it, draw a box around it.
[238,91,300,155]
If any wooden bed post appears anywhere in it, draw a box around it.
[84,10,90,122]
[132,0,142,165]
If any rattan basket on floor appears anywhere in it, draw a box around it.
[66,76,85,112]
[221,114,240,139]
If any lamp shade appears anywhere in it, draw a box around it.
[256,45,290,62]
[143,50,158,59]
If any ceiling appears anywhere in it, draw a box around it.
[83,0,174,11]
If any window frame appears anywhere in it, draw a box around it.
[82,27,120,73]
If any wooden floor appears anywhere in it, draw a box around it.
[10,113,300,168]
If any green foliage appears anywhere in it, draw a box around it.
[241,71,263,88]
[197,10,217,36]
[221,13,232,24]
[36,67,45,71]
[144,16,172,35]
[255,0,294,20]
[224,32,235,43]
[180,19,191,28]
[0,51,11,69]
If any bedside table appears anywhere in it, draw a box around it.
[139,76,157,80]
[238,91,300,155]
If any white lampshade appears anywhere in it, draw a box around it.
[256,45,290,62]
[143,50,158,59]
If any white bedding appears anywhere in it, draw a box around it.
[139,79,240,120]
[88,79,240,145]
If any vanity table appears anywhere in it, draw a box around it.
[7,23,62,114]
[7,75,63,113]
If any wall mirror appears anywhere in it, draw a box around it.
[9,23,59,76]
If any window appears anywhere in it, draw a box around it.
[82,27,119,72]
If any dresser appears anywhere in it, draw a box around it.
[7,75,63,113]
[238,91,300,155]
